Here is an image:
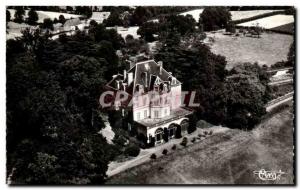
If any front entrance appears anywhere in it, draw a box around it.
[155,128,164,145]
[168,124,177,139]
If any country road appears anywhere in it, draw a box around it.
[268,78,293,86]
[107,104,294,184]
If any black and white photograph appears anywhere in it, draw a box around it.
[4,2,296,186]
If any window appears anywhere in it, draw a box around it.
[144,110,147,118]
[137,112,140,120]
[154,110,159,118]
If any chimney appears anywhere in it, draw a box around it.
[144,72,148,87]
[127,72,133,85]
[116,80,120,90]
[123,70,127,81]
[122,82,127,91]
[158,61,163,74]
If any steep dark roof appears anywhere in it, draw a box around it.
[106,60,181,95]
[132,60,180,94]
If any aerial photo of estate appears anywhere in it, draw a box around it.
[6,6,295,185]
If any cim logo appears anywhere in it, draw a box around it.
[253,169,285,181]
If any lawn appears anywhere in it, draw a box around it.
[206,31,293,69]
[107,105,294,184]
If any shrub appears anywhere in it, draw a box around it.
[208,131,213,135]
[188,114,197,134]
[204,131,208,135]
[175,125,182,138]
[150,153,157,159]
[162,149,168,155]
[197,120,213,128]
[124,144,140,157]
[180,137,188,147]
[191,137,196,143]
[171,144,177,150]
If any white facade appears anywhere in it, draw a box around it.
[106,60,192,146]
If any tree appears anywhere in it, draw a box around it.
[75,6,92,19]
[163,14,196,35]
[58,15,66,24]
[89,24,125,50]
[287,41,295,66]
[41,18,54,31]
[103,11,123,27]
[27,9,39,25]
[225,21,236,33]
[130,6,152,26]
[225,63,268,130]
[200,7,232,31]
[7,22,126,184]
[14,6,25,23]
[155,42,227,125]
[137,21,160,42]
[6,10,11,22]
[66,6,73,12]
[89,20,97,28]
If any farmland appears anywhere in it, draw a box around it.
[237,14,294,29]
[107,104,294,184]
[205,31,293,69]
[180,9,284,22]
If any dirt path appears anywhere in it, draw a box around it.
[106,126,228,177]
[107,106,294,184]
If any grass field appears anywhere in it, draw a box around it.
[206,31,293,69]
[107,104,294,184]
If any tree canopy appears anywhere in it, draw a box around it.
[200,7,232,31]
[27,9,39,25]
[7,23,125,184]
[14,7,25,23]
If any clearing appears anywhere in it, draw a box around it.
[205,31,293,69]
[107,103,294,184]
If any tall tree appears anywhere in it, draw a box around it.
[41,18,54,31]
[6,10,11,22]
[58,15,66,24]
[225,63,269,130]
[27,9,39,25]
[14,6,25,23]
[200,7,232,31]
[155,42,227,125]
[103,11,123,27]
[75,6,92,19]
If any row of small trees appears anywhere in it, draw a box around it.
[7,8,66,26]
